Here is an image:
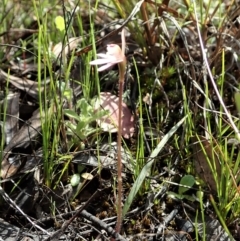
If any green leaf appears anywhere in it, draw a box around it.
[77,98,93,114]
[90,110,108,122]
[64,109,80,121]
[168,191,196,201]
[55,16,65,32]
[122,115,187,217]
[63,89,73,100]
[178,175,195,195]
[70,174,80,187]
[168,191,184,200]
[77,164,85,173]
[183,194,196,202]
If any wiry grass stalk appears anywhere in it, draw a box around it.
[32,0,63,187]
[193,1,240,143]
[192,0,240,232]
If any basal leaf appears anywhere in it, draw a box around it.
[178,175,195,195]
[64,109,80,121]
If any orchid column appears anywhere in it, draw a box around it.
[90,30,126,233]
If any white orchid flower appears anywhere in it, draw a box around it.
[90,30,126,73]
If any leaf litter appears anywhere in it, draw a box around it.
[0,0,239,240]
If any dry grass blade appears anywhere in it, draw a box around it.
[76,0,144,55]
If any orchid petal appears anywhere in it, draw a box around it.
[107,44,124,62]
[97,63,114,72]
[107,44,121,55]
[90,57,123,66]
[90,58,114,65]
[96,53,111,58]
[89,31,126,72]
[100,55,118,62]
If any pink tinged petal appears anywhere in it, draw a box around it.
[106,44,120,54]
[90,41,125,71]
[90,57,123,69]
[96,53,110,58]
[97,63,115,72]
[106,44,124,61]
[90,58,114,65]
[98,54,120,63]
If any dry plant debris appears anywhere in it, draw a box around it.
[0,0,240,240]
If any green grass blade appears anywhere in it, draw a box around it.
[122,115,187,217]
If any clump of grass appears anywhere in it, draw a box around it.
[1,0,240,239]
[112,0,240,237]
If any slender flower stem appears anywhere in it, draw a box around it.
[116,79,123,233]
[115,59,126,233]
[89,29,127,236]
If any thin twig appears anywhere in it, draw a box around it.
[0,186,50,235]
[44,189,100,241]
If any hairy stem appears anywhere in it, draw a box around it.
[115,59,126,234]
[116,81,123,233]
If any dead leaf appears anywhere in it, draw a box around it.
[191,135,221,193]
[9,59,40,74]
[0,69,49,99]
[52,37,82,61]
[94,92,135,139]
[143,93,152,105]
[81,172,93,180]
[190,215,233,241]
[2,92,20,145]
[1,109,43,179]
